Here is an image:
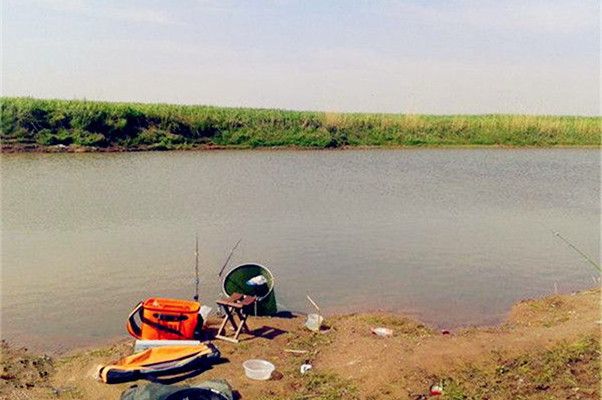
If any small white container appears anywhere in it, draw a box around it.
[305,313,324,332]
[242,359,275,380]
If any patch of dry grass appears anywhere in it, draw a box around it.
[435,335,600,400]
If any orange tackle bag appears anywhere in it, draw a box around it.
[126,298,202,340]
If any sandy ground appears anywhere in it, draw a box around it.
[1,288,600,400]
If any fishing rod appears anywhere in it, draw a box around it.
[218,238,242,278]
[551,230,601,273]
[194,234,200,301]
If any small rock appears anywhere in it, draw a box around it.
[270,370,284,380]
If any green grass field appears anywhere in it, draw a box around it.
[1,97,599,151]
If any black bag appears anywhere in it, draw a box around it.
[120,380,234,400]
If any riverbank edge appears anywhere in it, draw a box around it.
[2,142,600,154]
[2,287,600,399]
[3,286,601,356]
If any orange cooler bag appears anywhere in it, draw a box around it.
[127,298,201,340]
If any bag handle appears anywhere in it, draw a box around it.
[139,314,186,337]
[126,302,143,339]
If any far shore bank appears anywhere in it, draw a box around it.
[2,98,600,153]
[2,142,601,154]
[2,287,600,399]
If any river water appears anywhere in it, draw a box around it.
[1,149,599,352]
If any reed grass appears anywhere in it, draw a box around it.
[1,97,599,151]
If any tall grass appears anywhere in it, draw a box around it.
[1,97,599,151]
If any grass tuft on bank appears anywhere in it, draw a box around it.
[1,97,600,151]
[438,335,600,399]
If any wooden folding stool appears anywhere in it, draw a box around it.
[215,293,257,343]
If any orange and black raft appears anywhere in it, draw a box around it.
[126,298,202,340]
[99,344,220,384]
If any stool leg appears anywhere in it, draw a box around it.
[221,305,238,330]
[217,306,237,334]
[236,309,250,333]
[216,313,229,337]
[232,309,249,341]
[226,310,239,332]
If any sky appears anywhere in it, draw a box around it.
[1,0,600,115]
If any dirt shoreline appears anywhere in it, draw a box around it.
[1,288,600,399]
[2,143,600,154]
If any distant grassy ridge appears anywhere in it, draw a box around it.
[1,97,600,151]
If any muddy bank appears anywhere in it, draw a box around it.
[1,288,600,400]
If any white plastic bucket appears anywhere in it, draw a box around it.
[242,359,275,380]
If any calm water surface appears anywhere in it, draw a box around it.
[1,149,599,352]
